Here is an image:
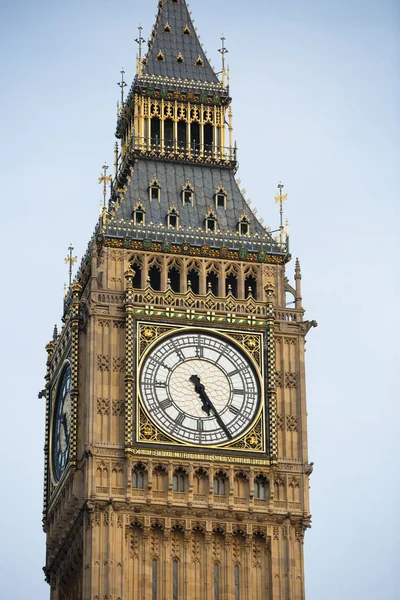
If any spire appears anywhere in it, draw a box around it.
[142,0,220,85]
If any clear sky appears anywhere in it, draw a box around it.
[0,1,399,598]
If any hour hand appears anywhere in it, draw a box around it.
[189,374,211,415]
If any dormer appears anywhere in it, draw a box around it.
[182,180,194,206]
[205,207,217,232]
[133,201,146,225]
[149,175,161,202]
[167,203,180,228]
[238,211,250,235]
[215,184,228,209]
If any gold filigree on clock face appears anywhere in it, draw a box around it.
[139,330,260,446]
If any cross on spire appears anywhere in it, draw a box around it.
[274,182,288,247]
[64,244,77,287]
[117,68,127,105]
[98,161,112,211]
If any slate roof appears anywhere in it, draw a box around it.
[143,0,220,84]
[108,160,276,245]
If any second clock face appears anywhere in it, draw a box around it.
[139,330,260,446]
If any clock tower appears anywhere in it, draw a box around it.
[42,1,315,599]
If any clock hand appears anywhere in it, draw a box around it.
[189,375,233,440]
[61,413,70,446]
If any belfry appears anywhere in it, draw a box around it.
[42,1,316,599]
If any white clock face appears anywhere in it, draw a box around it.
[139,330,260,446]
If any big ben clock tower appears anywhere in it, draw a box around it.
[42,1,316,599]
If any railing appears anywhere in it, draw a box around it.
[131,135,238,162]
[94,287,303,322]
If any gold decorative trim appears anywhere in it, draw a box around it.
[135,321,266,453]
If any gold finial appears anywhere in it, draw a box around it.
[274,182,288,247]
[98,162,112,211]
[64,244,77,287]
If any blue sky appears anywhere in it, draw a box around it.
[0,1,399,598]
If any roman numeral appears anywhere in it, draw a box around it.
[159,399,172,410]
[232,389,244,395]
[229,405,240,415]
[197,420,204,431]
[155,381,167,388]
[228,369,240,377]
[196,345,204,358]
[175,413,185,426]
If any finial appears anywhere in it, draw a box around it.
[295,258,302,279]
[64,244,77,287]
[98,162,112,210]
[117,68,127,106]
[218,34,229,86]
[53,325,58,341]
[135,25,146,75]
[274,182,288,248]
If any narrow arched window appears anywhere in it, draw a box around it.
[234,565,240,600]
[214,563,220,600]
[254,476,268,499]
[133,468,145,489]
[152,559,158,600]
[214,476,226,496]
[173,559,179,600]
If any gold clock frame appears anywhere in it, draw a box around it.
[135,321,266,453]
[48,359,72,488]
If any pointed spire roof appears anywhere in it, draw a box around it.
[142,0,220,84]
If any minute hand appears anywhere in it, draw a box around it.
[189,375,233,441]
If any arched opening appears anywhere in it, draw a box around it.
[132,266,142,289]
[245,275,257,299]
[151,117,161,145]
[173,559,179,600]
[164,118,174,146]
[204,123,213,151]
[173,470,186,493]
[254,476,269,500]
[187,268,200,295]
[149,265,161,291]
[132,469,145,490]
[234,473,248,501]
[226,273,238,298]
[214,472,227,496]
[191,122,200,153]
[178,121,187,148]
[168,266,181,293]
[207,271,219,296]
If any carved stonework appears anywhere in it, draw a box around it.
[97,354,110,371]
[97,398,110,416]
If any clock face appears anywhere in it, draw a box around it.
[51,364,72,484]
[139,330,260,446]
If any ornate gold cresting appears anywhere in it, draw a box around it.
[265,283,278,464]
[124,268,136,457]
[70,282,82,469]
